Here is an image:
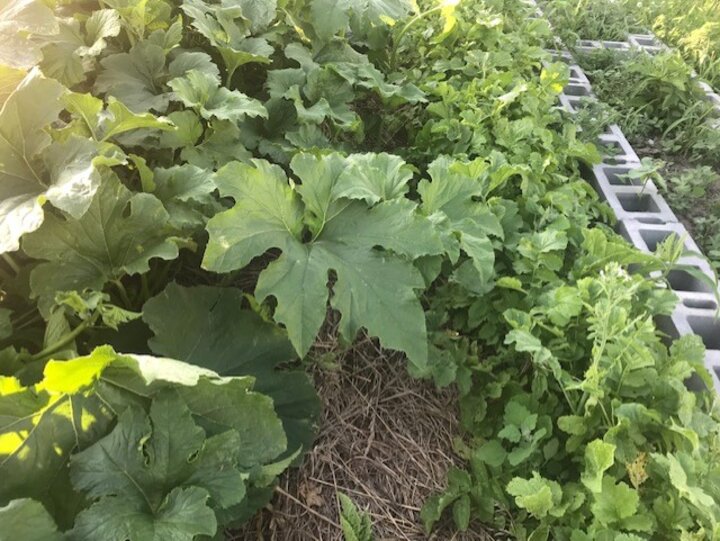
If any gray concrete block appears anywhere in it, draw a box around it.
[655,301,720,393]
[617,220,703,255]
[616,220,718,307]
[601,40,631,50]
[597,124,640,164]
[546,48,575,63]
[588,166,678,223]
[706,92,720,107]
[563,81,594,98]
[559,93,596,115]
[698,80,714,94]
[591,163,657,190]
[628,33,669,54]
[568,64,590,85]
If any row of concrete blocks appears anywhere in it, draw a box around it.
[575,34,668,55]
[557,59,720,393]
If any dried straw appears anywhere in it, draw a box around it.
[233,332,502,540]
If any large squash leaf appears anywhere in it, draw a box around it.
[202,153,443,368]
[142,282,320,457]
[0,499,64,541]
[0,70,62,254]
[23,175,182,309]
[180,0,274,81]
[0,346,288,535]
[0,0,58,69]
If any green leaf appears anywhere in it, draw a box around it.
[150,165,219,231]
[353,0,415,24]
[659,453,715,509]
[100,97,174,141]
[338,493,374,541]
[159,110,203,149]
[94,41,170,112]
[70,487,217,541]
[581,440,616,493]
[180,0,274,79]
[557,415,587,436]
[546,286,583,327]
[474,440,507,468]
[333,153,412,205]
[1,346,288,532]
[591,477,640,526]
[69,391,250,539]
[0,69,64,254]
[0,499,63,541]
[311,0,351,40]
[41,9,122,86]
[0,355,115,526]
[203,155,442,367]
[0,0,58,69]
[506,473,562,519]
[452,494,471,531]
[24,176,181,307]
[82,9,122,56]
[168,70,267,122]
[143,282,319,458]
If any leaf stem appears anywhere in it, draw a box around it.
[113,279,133,309]
[2,253,21,275]
[30,312,100,362]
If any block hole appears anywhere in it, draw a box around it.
[654,315,680,344]
[687,315,720,350]
[604,41,629,49]
[563,84,593,97]
[634,36,656,46]
[602,166,642,186]
[682,297,718,310]
[639,229,680,252]
[667,268,715,294]
[617,193,661,213]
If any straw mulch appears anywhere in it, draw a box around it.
[233,335,502,541]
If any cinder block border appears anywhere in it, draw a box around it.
[528,0,720,393]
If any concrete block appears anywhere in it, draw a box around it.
[568,64,590,85]
[617,220,703,255]
[601,40,631,50]
[559,93,596,115]
[597,124,640,164]
[563,81,594,98]
[628,33,669,54]
[591,163,655,189]
[697,80,714,94]
[588,166,678,223]
[578,39,603,49]
[616,220,718,308]
[656,305,720,393]
[706,92,720,107]
[546,48,574,63]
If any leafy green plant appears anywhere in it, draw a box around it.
[578,49,720,158]
[1,0,720,539]
[0,347,293,538]
[544,0,644,43]
[621,157,667,192]
[202,153,443,368]
[338,493,374,541]
[423,239,720,539]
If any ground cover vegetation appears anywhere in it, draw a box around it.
[0,0,719,540]
[543,0,720,91]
